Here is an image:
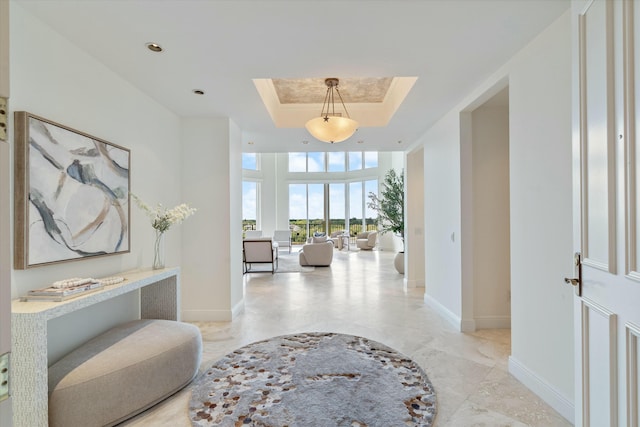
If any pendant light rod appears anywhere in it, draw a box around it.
[322,78,352,119]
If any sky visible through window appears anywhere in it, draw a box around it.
[308,152,324,172]
[289,153,306,172]
[349,152,363,171]
[289,182,375,221]
[244,153,380,229]
[328,152,345,172]
[242,153,257,170]
[289,152,377,172]
[242,181,257,220]
[289,184,307,220]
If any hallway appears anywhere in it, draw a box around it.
[124,249,571,426]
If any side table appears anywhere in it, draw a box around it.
[340,234,350,251]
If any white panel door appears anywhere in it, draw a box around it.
[574,1,640,426]
[0,0,10,424]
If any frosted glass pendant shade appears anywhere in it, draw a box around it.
[305,116,359,143]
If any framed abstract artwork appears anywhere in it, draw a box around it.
[14,112,130,269]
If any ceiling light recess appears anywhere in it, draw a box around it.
[145,42,163,52]
[305,78,358,144]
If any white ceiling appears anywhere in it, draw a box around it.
[15,0,570,152]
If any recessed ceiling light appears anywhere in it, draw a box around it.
[302,140,309,145]
[145,42,163,52]
[193,89,205,95]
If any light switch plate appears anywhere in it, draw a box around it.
[0,97,6,141]
[0,352,9,401]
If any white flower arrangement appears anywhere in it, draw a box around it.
[131,193,196,233]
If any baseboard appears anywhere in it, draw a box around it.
[232,299,245,319]
[0,398,12,427]
[405,278,425,288]
[424,294,463,331]
[508,356,574,424]
[181,309,233,322]
[460,318,476,333]
[474,315,511,329]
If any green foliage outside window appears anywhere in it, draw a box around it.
[367,169,404,243]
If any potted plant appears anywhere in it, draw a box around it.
[367,169,405,274]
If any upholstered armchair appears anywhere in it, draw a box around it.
[243,238,278,273]
[299,241,334,267]
[356,231,377,250]
[273,230,292,253]
[244,230,262,239]
[329,230,346,250]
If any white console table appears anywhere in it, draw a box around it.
[11,267,180,427]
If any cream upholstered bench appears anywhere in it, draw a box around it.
[48,319,202,427]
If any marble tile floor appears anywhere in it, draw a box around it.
[122,248,572,427]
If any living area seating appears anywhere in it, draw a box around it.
[273,230,292,253]
[48,319,202,427]
[244,230,262,239]
[299,240,334,266]
[330,230,347,250]
[243,238,279,273]
[356,231,378,250]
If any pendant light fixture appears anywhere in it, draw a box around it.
[305,78,359,143]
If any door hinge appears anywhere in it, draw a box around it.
[0,352,8,402]
[0,97,6,141]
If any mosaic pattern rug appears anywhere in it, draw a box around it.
[189,332,436,426]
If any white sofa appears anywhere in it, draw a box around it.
[299,240,334,266]
[356,231,378,250]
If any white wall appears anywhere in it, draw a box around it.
[9,3,183,357]
[471,105,511,328]
[421,10,574,421]
[406,147,425,287]
[228,121,243,312]
[181,118,244,321]
[423,111,463,325]
[508,11,574,415]
[259,153,278,234]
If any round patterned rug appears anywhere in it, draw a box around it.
[189,332,436,426]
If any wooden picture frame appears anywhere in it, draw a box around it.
[14,112,130,269]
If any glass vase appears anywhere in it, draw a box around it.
[153,230,165,270]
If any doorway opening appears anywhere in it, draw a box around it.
[461,85,511,331]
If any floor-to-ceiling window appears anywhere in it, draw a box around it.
[288,183,326,243]
[242,181,258,232]
[307,183,325,237]
[242,151,395,244]
[349,181,363,235]
[289,184,308,243]
[329,183,346,234]
[242,153,259,233]
[286,151,381,243]
[327,152,346,172]
[289,179,378,243]
[364,179,378,232]
[347,180,378,235]
[288,151,378,173]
